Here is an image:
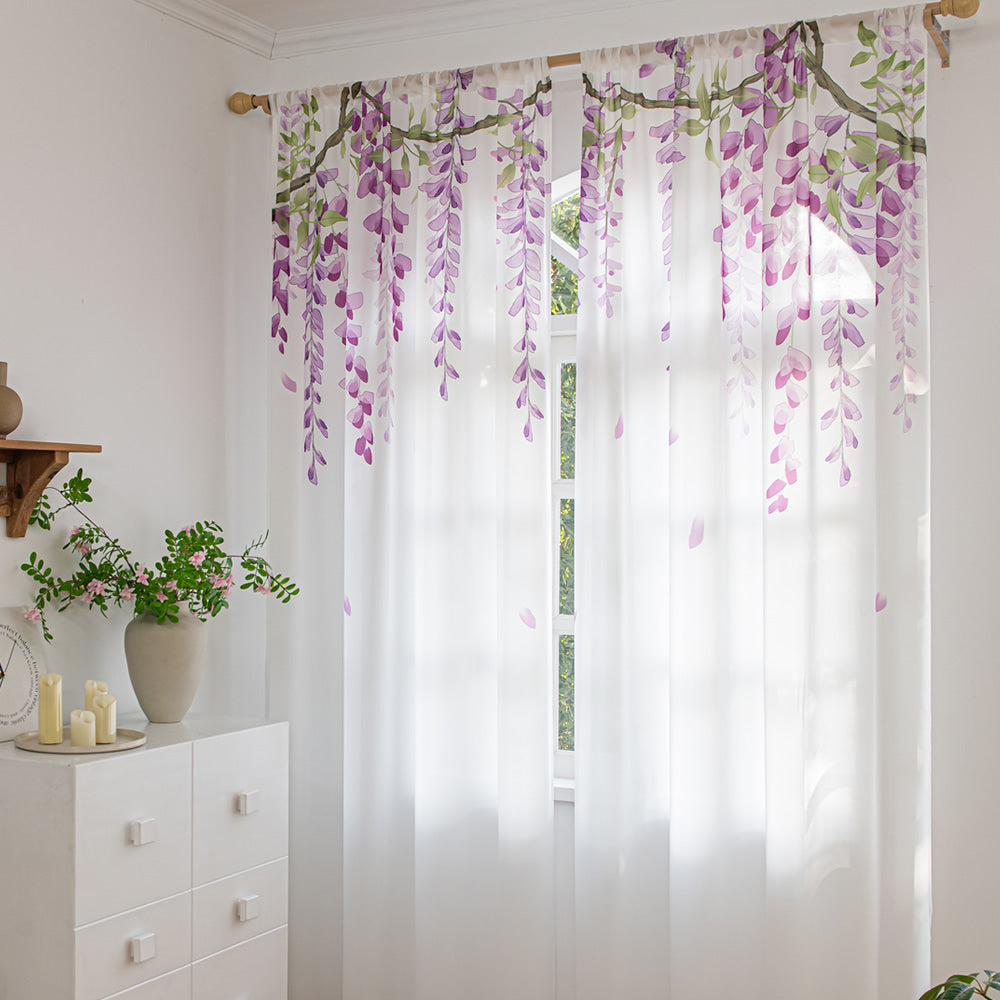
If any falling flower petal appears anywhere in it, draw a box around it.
[668,428,679,445]
[875,592,887,613]
[519,607,537,629]
[615,415,624,439]
[344,596,352,616]
[688,517,705,549]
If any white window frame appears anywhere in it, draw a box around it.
[550,172,579,789]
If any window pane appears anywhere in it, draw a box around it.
[559,634,575,752]
[552,194,580,250]
[551,258,577,315]
[561,362,576,480]
[559,498,574,616]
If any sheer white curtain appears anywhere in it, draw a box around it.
[267,62,556,1000]
[574,10,930,1000]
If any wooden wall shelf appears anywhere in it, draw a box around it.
[0,440,102,538]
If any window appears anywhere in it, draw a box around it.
[551,172,578,779]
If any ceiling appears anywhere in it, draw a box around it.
[134,0,991,60]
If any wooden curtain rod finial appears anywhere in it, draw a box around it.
[938,0,980,16]
[228,92,271,115]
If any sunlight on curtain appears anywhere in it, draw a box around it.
[574,9,930,1000]
[268,62,556,1000]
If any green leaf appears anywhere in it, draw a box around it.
[808,163,830,184]
[857,169,877,205]
[498,162,516,189]
[704,135,719,166]
[857,19,877,45]
[296,219,309,250]
[582,129,599,148]
[620,102,636,120]
[825,148,843,171]
[860,76,880,90]
[696,77,711,120]
[851,50,874,66]
[825,187,842,227]
[848,135,878,164]
[677,119,706,136]
[407,123,423,138]
[877,54,896,75]
[319,210,347,226]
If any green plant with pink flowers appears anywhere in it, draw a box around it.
[21,469,298,642]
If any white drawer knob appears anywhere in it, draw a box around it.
[237,894,261,923]
[236,790,260,816]
[129,818,158,846]
[130,933,157,964]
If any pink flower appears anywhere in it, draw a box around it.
[81,592,95,604]
[22,607,41,622]
[119,586,135,601]
[165,580,178,591]
[189,550,206,567]
[156,591,168,602]
[135,563,149,585]
[71,526,83,537]
[180,525,195,534]
[215,573,234,596]
[76,543,92,556]
[255,583,271,594]
[86,579,107,596]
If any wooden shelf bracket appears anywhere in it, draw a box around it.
[0,440,102,538]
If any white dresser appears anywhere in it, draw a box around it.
[0,716,289,1000]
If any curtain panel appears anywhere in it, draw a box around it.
[266,8,929,999]
[574,9,929,1000]
[269,61,557,1000]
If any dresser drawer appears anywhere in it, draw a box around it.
[75,745,192,925]
[191,858,288,961]
[75,891,192,1000]
[192,725,287,884]
[102,965,191,999]
[191,926,287,1000]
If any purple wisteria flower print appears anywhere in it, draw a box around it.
[578,10,927,513]
[420,71,474,401]
[496,83,550,440]
[272,70,553,479]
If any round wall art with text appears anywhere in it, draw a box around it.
[0,608,46,742]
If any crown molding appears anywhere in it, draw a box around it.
[131,0,276,57]
[270,0,617,58]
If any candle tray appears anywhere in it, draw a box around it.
[13,728,147,754]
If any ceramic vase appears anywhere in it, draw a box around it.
[0,362,23,439]
[124,611,208,723]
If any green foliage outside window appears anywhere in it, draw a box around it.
[551,195,580,316]
[559,634,575,752]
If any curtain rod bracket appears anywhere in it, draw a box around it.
[923,0,979,67]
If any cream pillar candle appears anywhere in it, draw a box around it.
[84,680,109,713]
[70,709,96,747]
[38,673,63,744]
[93,694,117,744]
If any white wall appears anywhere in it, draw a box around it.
[0,0,271,718]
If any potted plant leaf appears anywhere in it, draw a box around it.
[920,971,1000,1000]
[20,469,298,722]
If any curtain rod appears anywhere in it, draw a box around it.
[228,0,978,116]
